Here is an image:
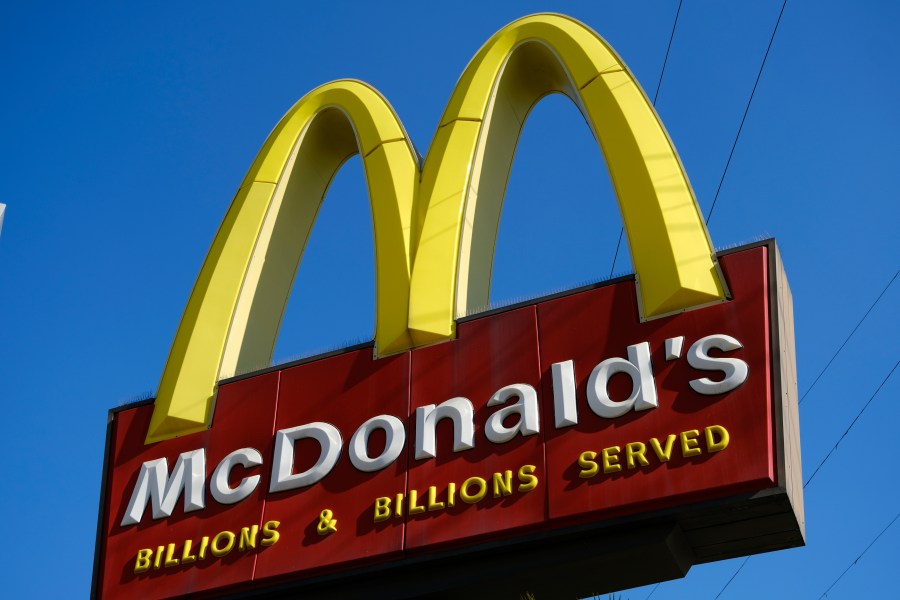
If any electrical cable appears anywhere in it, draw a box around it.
[617,4,895,599]
[799,269,898,405]
[708,356,898,599]
[710,357,898,597]
[817,509,900,599]
[713,556,749,599]
[638,6,791,595]
[803,358,898,489]
[609,0,683,277]
[705,0,787,224]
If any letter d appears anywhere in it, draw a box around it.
[270,423,342,493]
[587,342,658,418]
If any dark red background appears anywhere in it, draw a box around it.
[97,246,775,599]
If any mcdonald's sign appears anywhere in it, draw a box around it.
[93,14,803,599]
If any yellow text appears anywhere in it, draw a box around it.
[577,425,730,479]
[133,520,280,574]
[373,465,538,523]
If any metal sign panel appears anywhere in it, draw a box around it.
[92,13,803,599]
[94,243,802,598]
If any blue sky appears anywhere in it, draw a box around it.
[2,1,898,597]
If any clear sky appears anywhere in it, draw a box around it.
[1,1,898,598]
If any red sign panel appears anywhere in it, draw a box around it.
[406,305,546,550]
[256,349,410,579]
[540,245,774,523]
[93,243,801,599]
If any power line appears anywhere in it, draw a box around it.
[799,269,898,405]
[711,275,896,597]
[712,350,900,600]
[714,351,899,599]
[705,0,787,224]
[636,8,789,597]
[609,0,683,277]
[804,358,899,489]
[651,0,683,106]
[713,556,749,599]
[817,509,900,598]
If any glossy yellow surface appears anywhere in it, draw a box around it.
[409,14,725,342]
[316,509,338,535]
[146,81,418,443]
[147,13,725,443]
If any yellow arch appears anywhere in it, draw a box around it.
[408,13,726,345]
[146,81,418,443]
[146,13,726,443]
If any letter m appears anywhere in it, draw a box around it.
[120,449,206,526]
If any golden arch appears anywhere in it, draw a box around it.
[146,13,726,443]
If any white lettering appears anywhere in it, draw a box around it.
[485,383,540,444]
[687,334,749,395]
[415,397,475,460]
[269,423,342,493]
[551,360,578,428]
[121,449,206,526]
[586,341,658,418]
[349,415,406,472]
[210,448,262,505]
[122,333,752,522]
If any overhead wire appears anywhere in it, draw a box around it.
[705,0,787,224]
[713,556,750,600]
[701,2,790,596]
[803,358,899,489]
[817,509,900,599]
[799,269,898,405]
[609,0,683,277]
[607,1,895,597]
[711,357,898,597]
